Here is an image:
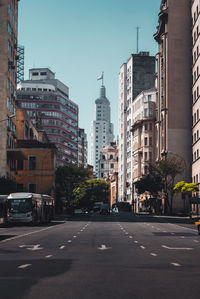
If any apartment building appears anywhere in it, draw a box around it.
[154,0,192,212]
[17,68,79,167]
[118,52,155,203]
[131,89,157,210]
[0,0,19,178]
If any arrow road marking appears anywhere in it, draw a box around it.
[19,244,43,251]
[162,245,194,250]
[98,244,111,250]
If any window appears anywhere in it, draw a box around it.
[144,137,148,146]
[144,124,148,131]
[144,109,148,118]
[32,72,38,76]
[101,164,104,169]
[28,156,37,170]
[40,72,47,76]
[149,137,152,146]
[144,152,148,161]
[148,95,152,101]
[29,183,36,193]
[110,163,114,168]
[149,123,152,131]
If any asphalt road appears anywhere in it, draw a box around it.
[0,212,200,299]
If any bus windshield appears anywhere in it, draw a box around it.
[9,198,32,213]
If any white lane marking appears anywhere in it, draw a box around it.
[19,244,43,251]
[171,263,181,267]
[181,236,185,239]
[1,226,54,244]
[162,245,194,250]
[125,232,128,235]
[194,240,199,243]
[45,255,52,258]
[129,236,133,239]
[68,240,72,243]
[80,230,83,232]
[134,241,138,244]
[140,246,146,250]
[171,233,175,235]
[77,232,80,234]
[98,244,111,250]
[18,264,32,269]
[60,245,65,249]
[73,236,77,238]
[150,253,158,257]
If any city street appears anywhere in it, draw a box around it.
[0,212,200,299]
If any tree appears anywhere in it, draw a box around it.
[71,179,110,210]
[174,181,198,193]
[55,166,90,212]
[155,155,186,214]
[0,176,17,194]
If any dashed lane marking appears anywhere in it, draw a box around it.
[140,246,146,250]
[171,263,181,267]
[60,245,65,249]
[134,241,138,244]
[150,253,158,257]
[68,240,72,243]
[45,255,52,258]
[18,264,32,269]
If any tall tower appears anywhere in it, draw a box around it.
[91,85,114,177]
[118,52,155,203]
[0,0,19,178]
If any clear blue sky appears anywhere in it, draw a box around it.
[18,0,161,163]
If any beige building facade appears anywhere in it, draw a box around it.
[0,0,19,179]
[154,0,192,212]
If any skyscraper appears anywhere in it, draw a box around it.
[91,84,114,177]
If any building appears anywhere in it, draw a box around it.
[192,0,200,188]
[78,128,87,168]
[0,0,19,179]
[131,89,157,211]
[154,0,192,212]
[17,68,79,167]
[118,52,155,203]
[15,108,56,194]
[99,143,118,179]
[91,84,114,177]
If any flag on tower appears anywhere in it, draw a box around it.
[97,72,103,81]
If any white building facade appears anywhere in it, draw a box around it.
[91,85,114,177]
[118,52,155,203]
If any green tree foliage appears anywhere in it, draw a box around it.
[174,181,199,193]
[71,179,110,210]
[55,166,90,212]
[0,176,17,194]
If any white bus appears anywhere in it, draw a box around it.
[7,193,55,224]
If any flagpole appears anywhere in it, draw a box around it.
[102,72,104,86]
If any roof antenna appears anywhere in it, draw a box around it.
[136,26,140,54]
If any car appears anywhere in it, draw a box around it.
[100,204,110,215]
[74,209,83,215]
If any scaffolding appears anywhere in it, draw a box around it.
[17,45,24,84]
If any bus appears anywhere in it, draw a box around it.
[0,195,8,225]
[7,193,55,225]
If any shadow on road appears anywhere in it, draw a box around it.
[0,259,72,299]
